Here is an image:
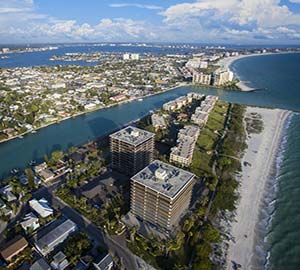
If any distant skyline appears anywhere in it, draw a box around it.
[1,0,300,44]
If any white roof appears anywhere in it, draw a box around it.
[29,198,53,218]
[20,212,39,230]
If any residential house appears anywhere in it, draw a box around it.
[93,253,114,270]
[0,185,17,202]
[0,235,28,263]
[30,258,51,270]
[20,212,40,232]
[29,198,53,218]
[51,251,69,270]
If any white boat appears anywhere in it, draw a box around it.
[138,98,143,101]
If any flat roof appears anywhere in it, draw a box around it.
[110,126,154,146]
[131,160,195,199]
[171,139,195,159]
[178,125,200,139]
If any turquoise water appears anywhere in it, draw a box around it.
[0,51,300,269]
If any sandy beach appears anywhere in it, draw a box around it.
[226,106,292,270]
[218,52,297,91]
[217,53,269,91]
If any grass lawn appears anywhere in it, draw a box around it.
[190,101,228,177]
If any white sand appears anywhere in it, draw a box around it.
[226,106,291,270]
[217,54,263,91]
[217,52,296,91]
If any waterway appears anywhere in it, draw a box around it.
[1,48,300,270]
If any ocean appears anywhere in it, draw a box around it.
[232,54,300,270]
[1,47,300,269]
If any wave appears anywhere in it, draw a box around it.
[251,112,295,270]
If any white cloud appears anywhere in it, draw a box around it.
[0,0,300,43]
[0,0,152,43]
[160,0,300,43]
[110,3,163,10]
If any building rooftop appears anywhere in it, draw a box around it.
[178,125,200,140]
[94,253,114,269]
[34,219,76,253]
[110,126,154,146]
[131,160,195,199]
[30,258,51,270]
[0,235,28,262]
[20,212,39,229]
[171,139,195,159]
[29,198,53,218]
[151,114,167,128]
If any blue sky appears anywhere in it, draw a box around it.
[1,0,300,44]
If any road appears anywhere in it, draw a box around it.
[34,185,139,270]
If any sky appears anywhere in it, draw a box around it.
[1,0,300,44]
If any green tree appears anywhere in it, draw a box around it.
[202,225,220,243]
[25,168,35,190]
[50,150,64,163]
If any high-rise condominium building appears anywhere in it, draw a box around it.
[130,160,195,230]
[110,126,155,176]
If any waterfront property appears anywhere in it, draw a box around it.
[170,125,201,167]
[193,72,212,85]
[213,70,234,86]
[130,160,195,231]
[110,126,155,176]
[0,185,17,202]
[151,114,167,131]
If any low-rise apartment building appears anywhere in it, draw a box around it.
[170,125,200,167]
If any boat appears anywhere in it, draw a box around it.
[29,160,36,166]
[18,135,24,139]
[138,98,143,101]
[10,168,19,175]
[31,130,37,133]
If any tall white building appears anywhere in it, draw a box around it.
[123,53,140,61]
[193,72,212,85]
[214,70,234,86]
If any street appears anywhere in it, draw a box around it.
[34,184,139,270]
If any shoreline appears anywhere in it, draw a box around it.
[226,106,292,270]
[0,82,189,146]
[218,51,298,91]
